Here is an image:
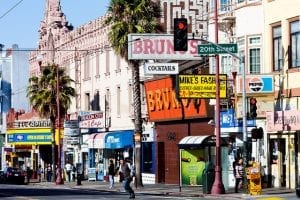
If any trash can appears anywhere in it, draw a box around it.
[202,161,215,194]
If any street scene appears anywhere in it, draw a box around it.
[0,0,300,199]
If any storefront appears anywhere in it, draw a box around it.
[88,130,134,181]
[6,119,61,178]
[144,77,215,184]
[266,110,298,189]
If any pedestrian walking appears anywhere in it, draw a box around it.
[46,163,52,182]
[65,162,72,182]
[119,158,135,199]
[26,166,32,184]
[234,158,244,193]
[108,159,115,189]
[37,165,43,182]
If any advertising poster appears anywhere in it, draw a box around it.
[180,149,205,186]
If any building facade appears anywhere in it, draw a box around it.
[263,0,300,189]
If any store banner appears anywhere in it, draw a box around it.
[266,110,300,132]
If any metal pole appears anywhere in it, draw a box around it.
[210,0,225,194]
[241,57,248,192]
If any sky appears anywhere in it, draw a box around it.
[0,0,110,49]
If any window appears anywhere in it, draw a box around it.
[237,37,245,74]
[249,48,261,74]
[248,36,261,74]
[92,90,100,111]
[290,21,300,68]
[96,52,100,76]
[85,92,90,111]
[105,50,110,75]
[104,89,111,128]
[105,88,111,118]
[128,82,133,113]
[117,86,121,116]
[84,56,90,79]
[116,56,121,72]
[221,55,232,75]
[273,26,282,71]
[220,0,230,12]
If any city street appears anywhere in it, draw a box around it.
[0,180,298,200]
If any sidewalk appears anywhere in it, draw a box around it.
[29,179,295,199]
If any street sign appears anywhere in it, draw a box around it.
[198,43,238,55]
[144,63,179,75]
[178,74,227,99]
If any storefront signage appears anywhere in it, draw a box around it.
[144,63,179,75]
[7,133,52,143]
[79,112,104,128]
[104,130,133,149]
[64,120,79,128]
[266,110,300,132]
[144,77,210,122]
[220,109,255,128]
[236,75,274,94]
[178,75,227,98]
[12,120,51,128]
[128,33,202,60]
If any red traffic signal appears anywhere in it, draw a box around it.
[249,97,257,119]
[173,18,188,51]
[176,21,186,30]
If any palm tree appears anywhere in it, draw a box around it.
[105,0,162,187]
[27,63,75,182]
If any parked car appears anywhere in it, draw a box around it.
[3,167,26,184]
[0,170,5,184]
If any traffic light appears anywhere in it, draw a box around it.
[251,127,263,139]
[173,18,188,51]
[249,97,257,119]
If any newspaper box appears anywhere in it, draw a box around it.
[246,163,262,195]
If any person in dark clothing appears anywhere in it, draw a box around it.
[119,159,135,199]
[108,159,115,189]
[46,163,52,182]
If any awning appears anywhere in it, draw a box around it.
[105,130,134,149]
[88,133,107,149]
[178,135,227,149]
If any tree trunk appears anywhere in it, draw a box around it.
[51,117,56,182]
[131,61,143,187]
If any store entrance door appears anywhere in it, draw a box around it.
[269,138,286,187]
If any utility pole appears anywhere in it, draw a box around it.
[210,0,225,194]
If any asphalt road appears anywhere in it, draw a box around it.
[0,182,298,200]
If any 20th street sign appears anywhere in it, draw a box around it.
[198,43,238,55]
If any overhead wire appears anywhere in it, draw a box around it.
[0,0,24,20]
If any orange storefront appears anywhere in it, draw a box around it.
[144,76,215,184]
